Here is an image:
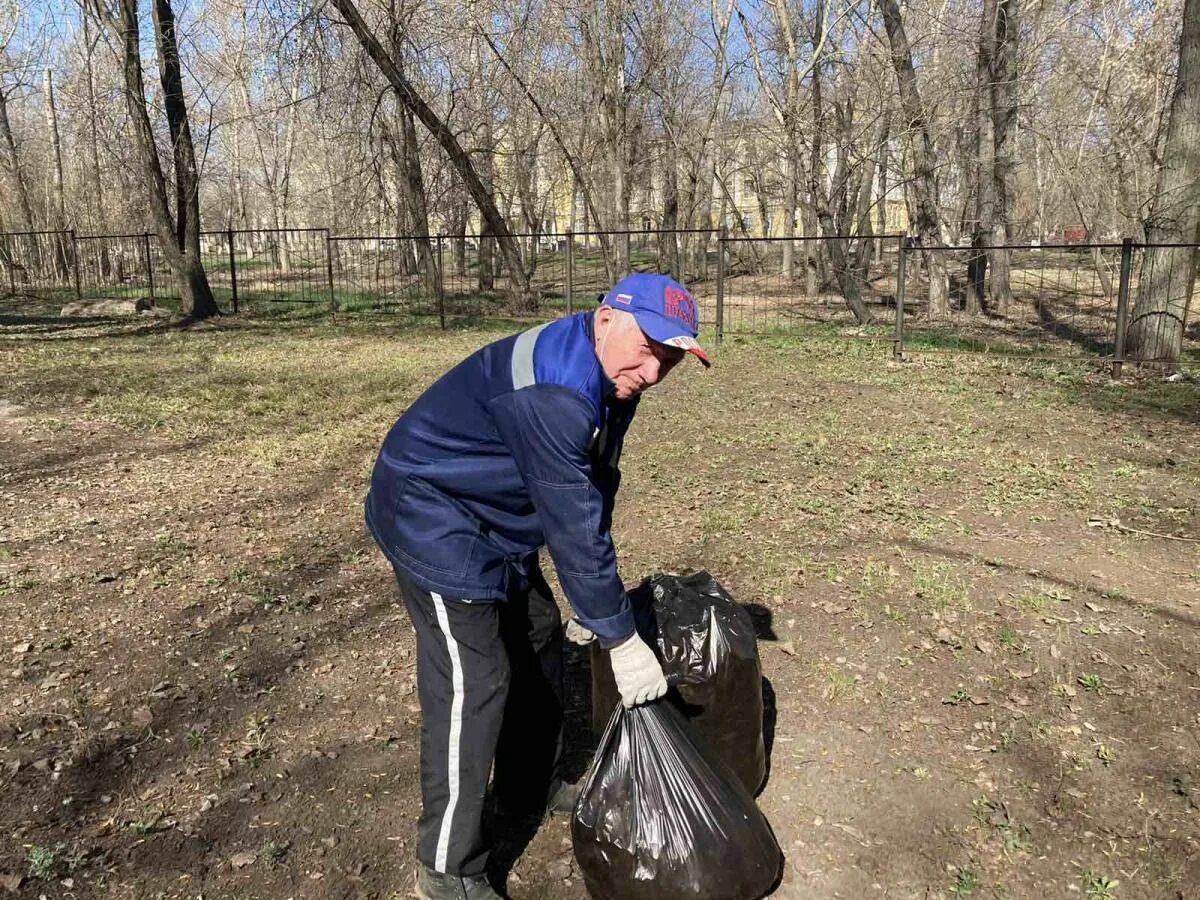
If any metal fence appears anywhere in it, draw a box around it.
[2,226,1196,371]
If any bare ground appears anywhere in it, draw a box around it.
[1,315,1198,899]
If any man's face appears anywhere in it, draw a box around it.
[595,307,686,400]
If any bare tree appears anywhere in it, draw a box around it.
[988,0,1018,312]
[880,0,949,317]
[43,67,71,280]
[89,0,219,317]
[1128,0,1200,365]
[329,0,530,302]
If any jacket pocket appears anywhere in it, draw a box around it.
[531,479,597,577]
[392,477,481,578]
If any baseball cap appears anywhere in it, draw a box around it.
[599,272,710,366]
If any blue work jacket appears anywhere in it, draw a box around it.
[365,311,639,645]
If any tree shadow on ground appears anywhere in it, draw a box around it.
[1035,296,1112,355]
[900,537,1200,630]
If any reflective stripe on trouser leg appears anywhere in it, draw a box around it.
[430,591,464,873]
[394,566,508,877]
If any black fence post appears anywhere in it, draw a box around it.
[143,233,156,304]
[715,225,727,344]
[1113,237,1134,379]
[894,235,908,362]
[226,229,238,313]
[70,230,82,302]
[565,229,574,316]
[437,234,446,330]
[325,229,336,317]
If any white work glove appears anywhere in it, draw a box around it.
[565,618,596,645]
[609,633,668,708]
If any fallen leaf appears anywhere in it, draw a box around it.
[131,705,154,727]
[0,872,22,894]
[10,642,30,655]
[778,641,796,656]
[230,851,256,869]
[1084,602,1105,613]
[975,640,993,654]
[1050,644,1061,659]
[90,816,118,837]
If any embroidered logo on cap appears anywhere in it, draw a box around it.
[663,286,697,331]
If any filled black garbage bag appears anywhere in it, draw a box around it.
[592,571,767,794]
[572,700,782,900]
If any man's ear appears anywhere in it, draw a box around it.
[595,305,614,328]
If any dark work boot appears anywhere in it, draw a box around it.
[414,865,503,900]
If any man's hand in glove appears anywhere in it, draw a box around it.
[609,633,668,707]
[565,618,596,645]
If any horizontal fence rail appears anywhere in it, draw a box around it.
[1,227,1196,371]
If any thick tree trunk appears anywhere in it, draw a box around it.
[875,116,890,259]
[150,0,219,317]
[0,90,35,234]
[330,0,529,302]
[82,14,111,275]
[43,68,71,282]
[477,115,496,292]
[97,0,218,317]
[805,7,825,290]
[0,87,43,281]
[1128,0,1200,365]
[661,159,680,278]
[880,0,948,318]
[820,105,872,325]
[383,95,433,286]
[988,0,1018,312]
[967,0,998,316]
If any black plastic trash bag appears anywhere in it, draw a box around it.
[572,700,782,900]
[592,571,767,794]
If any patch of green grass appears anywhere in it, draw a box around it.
[943,687,971,706]
[1082,870,1119,900]
[996,625,1024,651]
[1013,590,1047,611]
[911,561,971,611]
[241,715,274,768]
[856,559,896,600]
[824,671,859,703]
[127,813,165,835]
[153,529,192,553]
[1078,673,1106,694]
[0,576,40,597]
[973,796,1033,853]
[950,866,979,896]
[260,840,290,866]
[27,844,63,880]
